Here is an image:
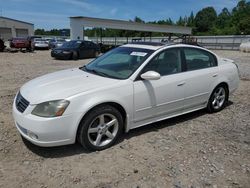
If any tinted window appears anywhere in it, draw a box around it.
[83,41,89,47]
[142,48,182,76]
[62,41,81,48]
[184,48,217,71]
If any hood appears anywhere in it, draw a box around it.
[20,68,119,104]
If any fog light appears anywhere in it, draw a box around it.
[27,130,38,140]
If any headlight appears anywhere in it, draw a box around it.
[31,100,70,118]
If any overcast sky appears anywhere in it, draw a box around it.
[0,0,238,29]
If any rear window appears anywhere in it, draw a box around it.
[183,48,217,71]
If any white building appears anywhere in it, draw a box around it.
[0,16,34,41]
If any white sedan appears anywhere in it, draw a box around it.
[13,43,239,150]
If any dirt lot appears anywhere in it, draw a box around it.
[0,50,249,188]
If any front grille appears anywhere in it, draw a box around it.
[15,92,29,113]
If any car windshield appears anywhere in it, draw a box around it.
[13,37,26,40]
[35,39,46,42]
[83,47,154,79]
[62,40,81,48]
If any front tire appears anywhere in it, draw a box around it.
[207,85,228,113]
[77,105,123,151]
[94,51,100,58]
[72,51,78,60]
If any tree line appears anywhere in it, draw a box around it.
[35,0,250,37]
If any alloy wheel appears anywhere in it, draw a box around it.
[87,113,119,147]
[212,87,226,110]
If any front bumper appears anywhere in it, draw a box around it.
[51,51,72,59]
[12,97,80,147]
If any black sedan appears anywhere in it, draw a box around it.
[51,40,100,60]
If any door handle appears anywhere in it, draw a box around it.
[213,74,218,77]
[177,82,186,86]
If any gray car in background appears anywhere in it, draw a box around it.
[49,38,66,49]
[34,38,49,50]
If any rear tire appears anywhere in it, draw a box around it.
[207,84,228,113]
[77,105,123,151]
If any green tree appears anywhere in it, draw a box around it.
[195,7,217,33]
[232,0,250,34]
[216,8,231,28]
[187,11,195,27]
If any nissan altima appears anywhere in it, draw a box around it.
[13,42,239,151]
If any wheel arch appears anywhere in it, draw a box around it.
[75,101,128,142]
[215,82,229,99]
[209,81,229,102]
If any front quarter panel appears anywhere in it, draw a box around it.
[65,80,134,136]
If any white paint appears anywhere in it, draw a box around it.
[12,44,239,147]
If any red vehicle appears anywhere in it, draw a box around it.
[9,37,35,51]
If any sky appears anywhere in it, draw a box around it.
[0,0,238,29]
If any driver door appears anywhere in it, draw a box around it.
[133,48,185,123]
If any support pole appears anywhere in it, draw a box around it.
[70,19,83,40]
[168,33,172,41]
[100,28,103,44]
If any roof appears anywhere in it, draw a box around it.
[122,42,166,50]
[122,42,212,52]
[130,42,166,46]
[70,16,191,35]
[0,16,33,25]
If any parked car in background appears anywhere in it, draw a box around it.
[13,42,239,151]
[10,37,31,50]
[34,38,49,50]
[43,37,53,44]
[0,38,6,52]
[27,36,41,41]
[49,38,66,49]
[51,40,100,60]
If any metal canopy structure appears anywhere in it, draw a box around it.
[70,16,192,40]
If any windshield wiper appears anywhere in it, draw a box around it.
[80,65,119,79]
[89,69,111,78]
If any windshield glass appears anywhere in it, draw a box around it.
[62,40,81,48]
[84,47,154,79]
[35,39,46,42]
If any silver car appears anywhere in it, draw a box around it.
[34,38,49,49]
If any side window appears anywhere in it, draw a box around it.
[80,42,86,48]
[142,48,182,76]
[89,42,95,48]
[184,48,217,71]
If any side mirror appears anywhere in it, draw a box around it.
[141,71,161,80]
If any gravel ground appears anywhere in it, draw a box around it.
[0,50,249,188]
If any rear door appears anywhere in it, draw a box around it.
[181,47,219,111]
